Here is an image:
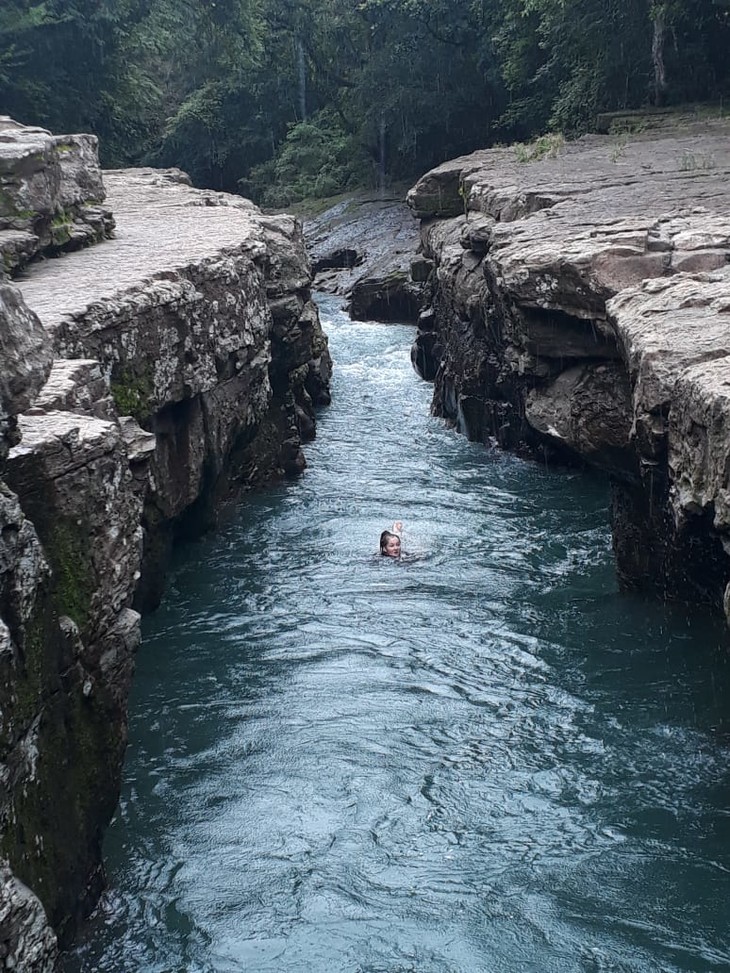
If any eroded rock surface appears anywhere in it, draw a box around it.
[0,123,331,965]
[0,865,58,973]
[408,116,730,615]
[16,166,331,608]
[0,117,113,274]
[305,193,424,321]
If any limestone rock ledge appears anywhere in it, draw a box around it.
[407,116,730,616]
[0,129,331,964]
[14,166,332,610]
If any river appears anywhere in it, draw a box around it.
[66,294,730,972]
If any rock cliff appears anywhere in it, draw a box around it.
[0,286,60,970]
[0,123,330,963]
[407,116,730,616]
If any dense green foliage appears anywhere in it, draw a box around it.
[2,0,730,202]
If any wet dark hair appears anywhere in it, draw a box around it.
[380,530,400,555]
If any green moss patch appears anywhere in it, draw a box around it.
[48,520,94,634]
[111,366,154,423]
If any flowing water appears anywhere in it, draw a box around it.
[67,295,730,972]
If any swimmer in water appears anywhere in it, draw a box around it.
[380,521,403,558]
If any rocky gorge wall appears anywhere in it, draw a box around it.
[0,120,330,967]
[408,114,730,618]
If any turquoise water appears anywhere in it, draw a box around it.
[66,295,730,972]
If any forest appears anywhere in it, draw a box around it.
[2,0,730,205]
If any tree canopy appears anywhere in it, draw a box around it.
[2,0,729,203]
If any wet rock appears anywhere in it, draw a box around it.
[304,193,425,322]
[525,362,634,476]
[411,329,442,382]
[410,256,433,283]
[312,248,362,273]
[349,270,423,322]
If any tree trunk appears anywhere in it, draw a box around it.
[297,37,307,121]
[651,4,668,106]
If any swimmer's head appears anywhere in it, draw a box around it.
[380,530,401,558]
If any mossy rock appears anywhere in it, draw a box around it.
[50,222,72,247]
[110,365,154,423]
[48,520,94,634]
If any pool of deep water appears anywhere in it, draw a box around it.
[65,294,730,972]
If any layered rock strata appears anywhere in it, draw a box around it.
[407,117,730,615]
[0,125,330,964]
[0,117,114,275]
[0,287,60,969]
[14,166,331,609]
[305,193,424,321]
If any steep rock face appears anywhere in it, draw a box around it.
[607,270,730,605]
[0,287,59,967]
[0,123,331,964]
[3,410,142,941]
[16,166,331,610]
[407,117,730,615]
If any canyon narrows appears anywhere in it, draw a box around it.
[0,118,330,964]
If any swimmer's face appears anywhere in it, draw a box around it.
[384,535,401,558]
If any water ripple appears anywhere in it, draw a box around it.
[65,294,730,973]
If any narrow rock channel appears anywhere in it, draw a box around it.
[65,295,730,973]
